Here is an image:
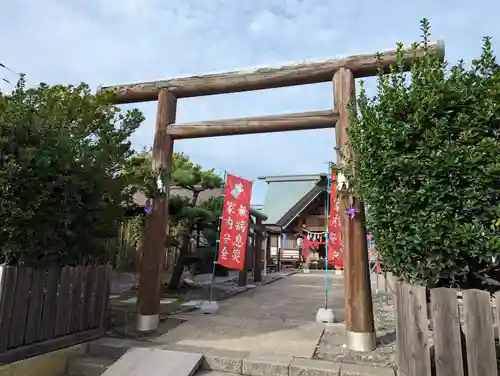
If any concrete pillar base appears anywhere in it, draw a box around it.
[346,330,376,352]
[137,314,159,332]
[200,300,219,314]
[316,308,335,323]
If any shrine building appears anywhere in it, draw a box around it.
[256,174,335,269]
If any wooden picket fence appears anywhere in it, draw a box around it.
[0,264,113,364]
[396,281,500,376]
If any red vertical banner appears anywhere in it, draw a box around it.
[328,173,343,267]
[217,174,253,270]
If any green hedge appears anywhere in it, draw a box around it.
[346,20,500,288]
[0,79,142,266]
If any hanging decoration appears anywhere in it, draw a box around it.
[300,231,327,252]
[345,206,358,219]
[300,229,327,238]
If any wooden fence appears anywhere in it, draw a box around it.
[0,264,113,364]
[396,281,500,376]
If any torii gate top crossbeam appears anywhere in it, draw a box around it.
[99,41,444,104]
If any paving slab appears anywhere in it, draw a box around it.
[68,356,114,376]
[154,314,323,358]
[195,370,239,376]
[290,358,341,376]
[340,362,395,376]
[152,273,343,359]
[202,349,248,374]
[88,337,157,359]
[215,273,345,322]
[101,347,202,376]
[242,354,292,376]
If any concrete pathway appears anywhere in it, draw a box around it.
[151,271,346,358]
[71,271,395,376]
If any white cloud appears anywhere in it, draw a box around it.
[1,0,499,204]
[249,10,282,33]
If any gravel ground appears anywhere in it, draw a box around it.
[314,291,397,369]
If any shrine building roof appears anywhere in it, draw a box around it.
[258,174,327,226]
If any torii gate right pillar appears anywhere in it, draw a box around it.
[333,68,375,352]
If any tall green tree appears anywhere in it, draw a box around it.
[123,150,223,289]
[0,78,143,266]
[341,20,500,289]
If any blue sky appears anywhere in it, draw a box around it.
[0,0,498,204]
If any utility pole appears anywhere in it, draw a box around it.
[333,68,375,352]
[136,89,177,332]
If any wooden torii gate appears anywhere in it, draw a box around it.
[99,40,445,351]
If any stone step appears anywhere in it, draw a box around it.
[100,347,203,376]
[195,370,238,375]
[197,348,394,376]
[164,344,394,376]
[69,338,393,376]
[67,356,115,376]
[88,337,155,360]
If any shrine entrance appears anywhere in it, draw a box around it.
[100,40,444,351]
[277,175,344,271]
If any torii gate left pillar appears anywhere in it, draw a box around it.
[136,90,176,332]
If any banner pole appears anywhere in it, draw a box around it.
[209,170,227,302]
[324,170,331,310]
